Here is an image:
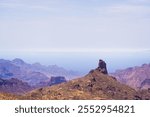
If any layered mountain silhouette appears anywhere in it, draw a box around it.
[0,59,150,100]
[0,58,80,88]
[22,69,138,100]
[12,58,80,80]
[112,63,150,90]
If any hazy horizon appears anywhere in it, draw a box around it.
[0,50,150,74]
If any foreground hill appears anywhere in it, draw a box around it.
[22,69,144,100]
[112,63,150,90]
[0,92,20,100]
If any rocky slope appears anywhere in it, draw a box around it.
[22,60,147,100]
[0,92,19,100]
[22,69,147,100]
[112,63,150,90]
[0,78,32,94]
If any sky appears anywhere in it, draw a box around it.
[0,0,150,73]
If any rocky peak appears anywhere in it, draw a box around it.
[12,58,25,65]
[97,59,108,74]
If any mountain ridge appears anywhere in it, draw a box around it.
[111,63,150,90]
[0,59,150,100]
[0,58,81,87]
[0,78,32,94]
[22,68,147,100]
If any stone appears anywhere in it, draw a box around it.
[49,76,67,86]
[97,59,108,74]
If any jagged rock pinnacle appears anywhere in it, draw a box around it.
[97,59,108,74]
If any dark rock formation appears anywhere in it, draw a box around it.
[134,95,142,100]
[73,84,81,90]
[97,59,108,74]
[49,76,67,86]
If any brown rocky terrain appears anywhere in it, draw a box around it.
[0,92,20,100]
[22,69,138,100]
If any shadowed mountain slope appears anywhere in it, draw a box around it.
[0,78,32,94]
[0,58,80,87]
[112,63,150,90]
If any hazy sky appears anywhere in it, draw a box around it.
[0,0,150,52]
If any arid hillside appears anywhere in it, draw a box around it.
[22,69,144,100]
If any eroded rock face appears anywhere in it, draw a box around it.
[97,59,108,74]
[49,76,67,86]
[112,63,150,90]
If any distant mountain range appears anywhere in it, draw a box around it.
[0,58,81,94]
[0,58,81,87]
[111,63,150,90]
[0,78,32,94]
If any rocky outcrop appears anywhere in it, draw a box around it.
[97,59,108,74]
[49,76,67,86]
